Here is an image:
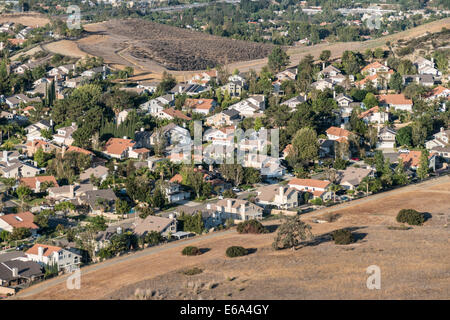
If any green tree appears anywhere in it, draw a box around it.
[417,150,429,180]
[268,46,289,73]
[396,126,412,147]
[272,215,313,250]
[389,72,403,93]
[286,127,319,168]
[16,185,32,210]
[115,199,130,219]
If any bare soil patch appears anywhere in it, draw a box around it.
[0,13,50,27]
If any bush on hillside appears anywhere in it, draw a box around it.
[236,219,267,234]
[396,209,424,226]
[331,229,354,245]
[226,246,248,258]
[182,246,201,256]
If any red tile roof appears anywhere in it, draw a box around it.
[377,94,412,106]
[26,243,63,257]
[326,126,352,138]
[185,98,215,110]
[0,212,38,230]
[288,178,330,189]
[20,176,58,190]
[104,138,135,156]
[162,108,191,121]
[67,145,94,156]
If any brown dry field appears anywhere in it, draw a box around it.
[15,176,450,300]
[42,40,91,59]
[39,17,449,82]
[0,13,50,27]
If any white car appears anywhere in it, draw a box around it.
[232,188,241,192]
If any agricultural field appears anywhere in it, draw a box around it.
[77,19,273,72]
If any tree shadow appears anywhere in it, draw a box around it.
[199,248,210,254]
[265,224,280,234]
[246,248,257,255]
[423,212,432,222]
[303,226,369,247]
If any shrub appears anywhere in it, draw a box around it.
[396,209,424,226]
[226,246,248,258]
[182,267,203,276]
[182,246,201,256]
[236,219,266,234]
[331,229,354,245]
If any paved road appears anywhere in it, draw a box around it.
[14,228,235,299]
[302,174,450,220]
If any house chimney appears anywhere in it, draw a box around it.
[209,164,213,172]
[304,93,307,101]
[117,227,122,234]
[2,150,7,162]
[69,185,74,197]
[227,199,232,211]
[322,62,325,70]
[333,90,336,99]
[123,136,127,139]
[35,179,41,191]
[240,203,246,218]
[206,203,211,210]
[384,60,388,67]
[440,127,444,132]
[169,214,174,219]
[12,267,18,278]
[140,127,144,132]
[50,119,53,127]
[279,186,284,196]
[38,246,44,258]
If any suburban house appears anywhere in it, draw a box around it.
[288,178,332,200]
[25,139,59,156]
[229,95,265,117]
[149,123,191,148]
[276,67,297,81]
[221,80,244,97]
[78,189,118,215]
[0,212,39,235]
[47,183,96,201]
[79,165,109,183]
[156,108,192,121]
[361,61,390,76]
[25,244,81,272]
[337,167,374,190]
[25,120,52,141]
[133,215,177,237]
[4,94,40,109]
[163,183,190,204]
[52,122,77,146]
[358,106,389,124]
[425,127,449,150]
[136,81,159,93]
[206,198,263,222]
[335,93,354,108]
[280,95,307,111]
[140,94,175,115]
[402,74,435,87]
[0,160,40,178]
[414,57,441,76]
[189,70,217,85]
[398,150,435,170]
[311,78,334,90]
[184,98,216,115]
[255,185,299,209]
[0,259,43,288]
[425,85,450,102]
[20,176,59,192]
[377,94,413,112]
[318,65,342,79]
[170,83,209,95]
[377,127,397,150]
[326,126,353,141]
[205,109,240,127]
[103,137,136,160]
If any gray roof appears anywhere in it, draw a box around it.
[0,251,26,263]
[0,260,43,281]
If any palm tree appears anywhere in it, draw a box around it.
[329,183,342,203]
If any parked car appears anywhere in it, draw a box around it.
[232,187,241,192]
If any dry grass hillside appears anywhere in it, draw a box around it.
[15,176,450,300]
